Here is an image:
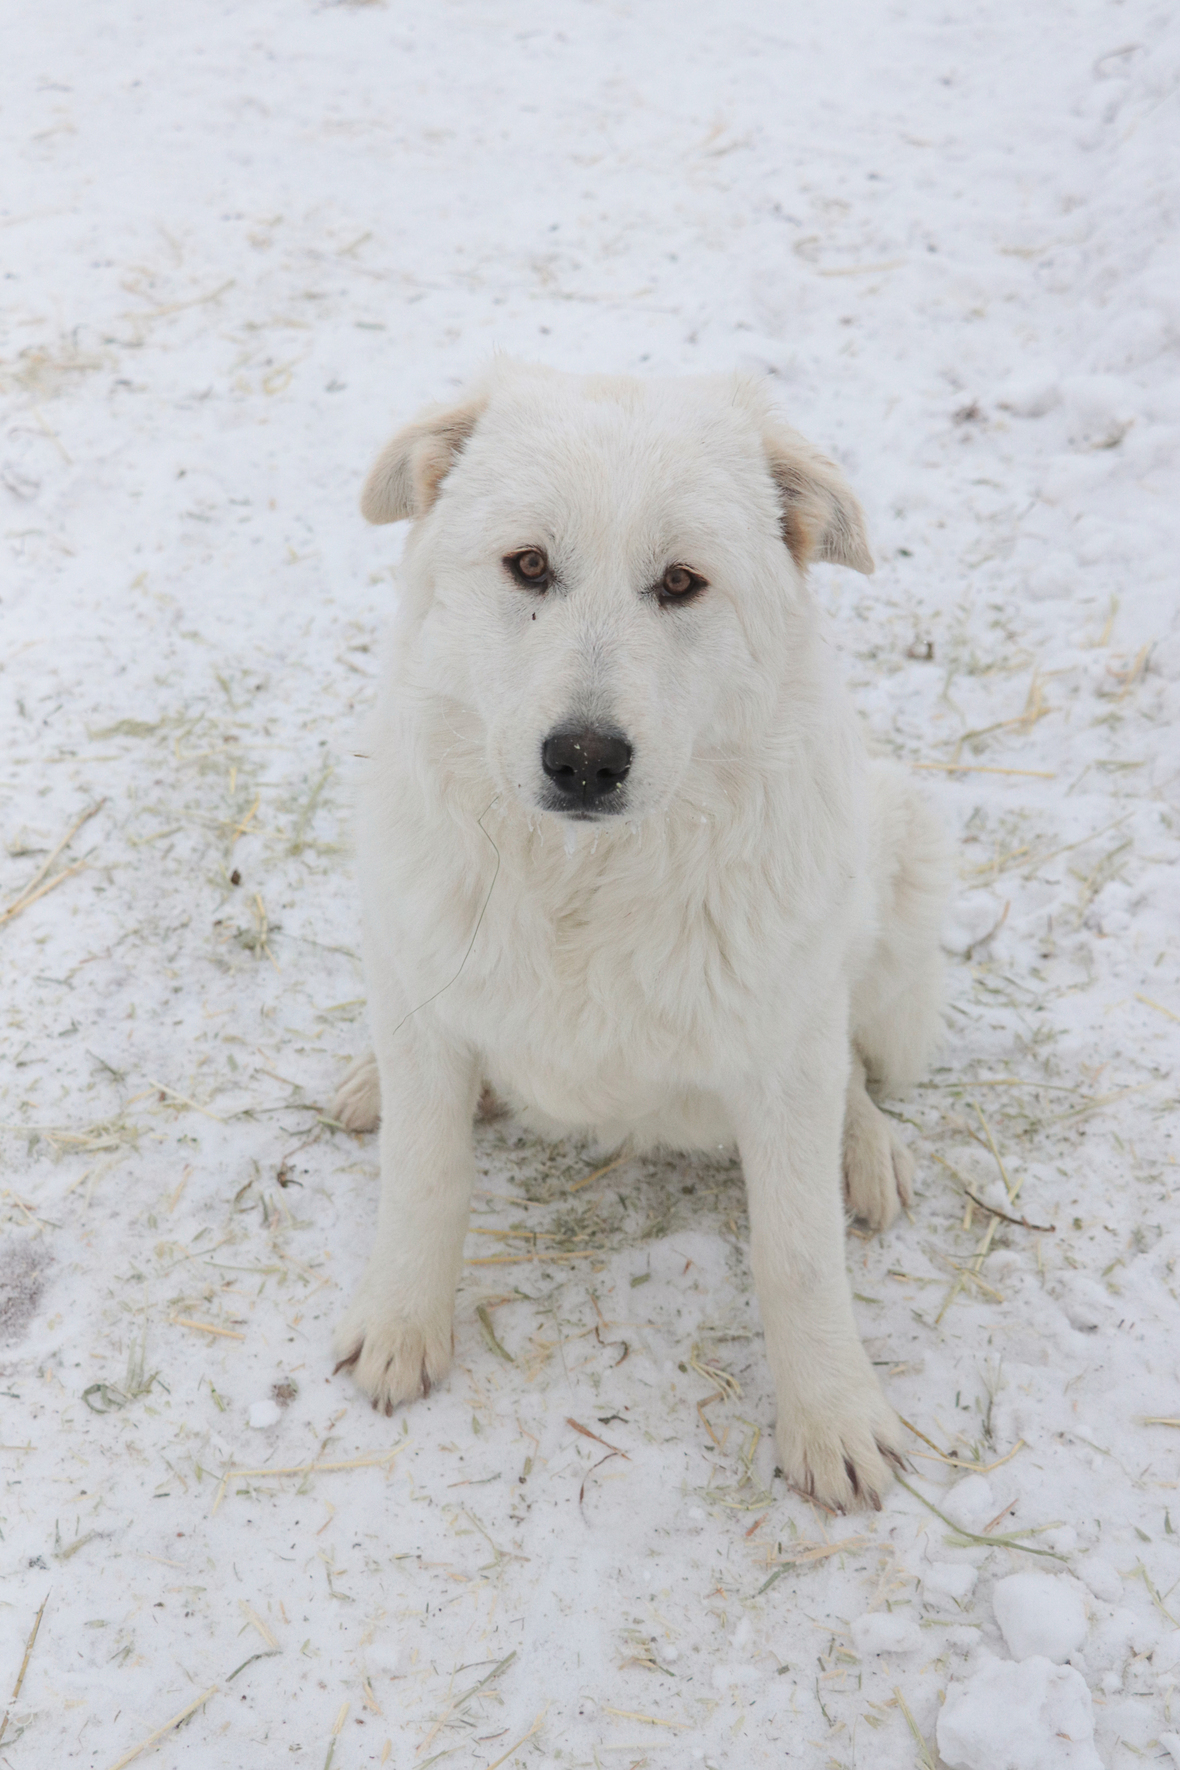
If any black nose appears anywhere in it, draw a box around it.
[541,727,632,808]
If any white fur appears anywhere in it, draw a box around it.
[333,361,950,1512]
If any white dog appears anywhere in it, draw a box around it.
[332,361,948,1513]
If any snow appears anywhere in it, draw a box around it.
[2,1,1179,1766]
[937,1654,1103,1770]
[850,1612,923,1656]
[921,1559,979,1604]
[247,1398,283,1431]
[941,1472,997,1534]
[992,1571,1089,1664]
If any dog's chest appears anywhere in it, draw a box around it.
[438,834,793,1117]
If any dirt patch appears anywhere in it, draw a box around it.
[0,1238,50,1342]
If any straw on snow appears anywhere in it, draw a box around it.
[0,799,105,928]
[0,1592,48,1749]
[211,1446,404,1512]
[105,1686,218,1770]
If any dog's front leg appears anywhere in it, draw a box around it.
[733,1013,906,1512]
[333,1012,480,1414]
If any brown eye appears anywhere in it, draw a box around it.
[658,563,705,604]
[505,547,550,588]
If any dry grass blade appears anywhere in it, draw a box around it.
[106,1686,218,1770]
[600,1707,690,1730]
[240,1602,279,1647]
[212,1446,404,1513]
[146,1080,227,1124]
[569,1150,630,1192]
[909,1439,1026,1475]
[1037,1082,1152,1128]
[228,792,260,846]
[962,1188,1054,1233]
[566,1417,630,1459]
[1137,994,1180,1023]
[415,1652,518,1758]
[323,1699,349,1770]
[752,1535,870,1595]
[934,1104,1022,1323]
[689,1345,742,1399]
[171,1316,245,1340]
[57,1529,101,1562]
[970,1101,1018,1203]
[895,1474,1065,1561]
[0,1592,48,1748]
[0,857,89,927]
[484,1711,546,1768]
[466,1248,601,1266]
[476,1304,514,1362]
[1,798,105,928]
[897,1415,944,1454]
[126,277,235,320]
[227,1650,281,1682]
[912,763,1055,778]
[893,1685,937,1770]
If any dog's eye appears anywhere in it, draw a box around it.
[657,564,706,605]
[504,548,550,589]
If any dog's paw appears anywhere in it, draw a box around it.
[333,1051,381,1133]
[775,1380,907,1514]
[332,1283,452,1415]
[843,1099,914,1233]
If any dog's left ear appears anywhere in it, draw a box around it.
[762,425,875,576]
[360,389,488,524]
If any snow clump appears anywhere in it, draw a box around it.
[851,1612,922,1655]
[941,1474,995,1533]
[937,1654,1102,1770]
[993,1571,1088,1663]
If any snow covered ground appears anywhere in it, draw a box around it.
[2,2,1178,1765]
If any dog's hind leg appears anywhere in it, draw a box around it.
[843,1050,913,1232]
[852,762,950,1089]
[333,1051,502,1133]
[333,1051,382,1132]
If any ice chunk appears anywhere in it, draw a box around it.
[937,1654,1102,1770]
[851,1612,922,1655]
[993,1572,1087,1663]
[248,1399,282,1429]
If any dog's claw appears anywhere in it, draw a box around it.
[333,1347,362,1376]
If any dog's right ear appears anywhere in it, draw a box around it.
[360,391,487,524]
[761,423,875,576]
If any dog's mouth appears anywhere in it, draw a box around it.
[538,725,632,819]
[538,792,629,821]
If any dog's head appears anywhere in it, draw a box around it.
[362,362,873,823]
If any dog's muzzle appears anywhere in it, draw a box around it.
[540,726,632,816]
